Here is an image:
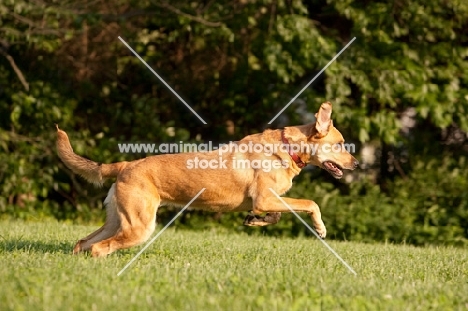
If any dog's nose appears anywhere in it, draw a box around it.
[353,159,359,169]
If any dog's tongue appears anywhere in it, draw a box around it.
[324,161,343,177]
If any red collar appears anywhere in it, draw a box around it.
[281,130,306,168]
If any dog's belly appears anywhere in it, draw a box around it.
[160,186,253,213]
[161,197,253,213]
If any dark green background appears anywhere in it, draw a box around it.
[1,0,467,245]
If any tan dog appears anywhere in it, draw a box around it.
[57,102,358,257]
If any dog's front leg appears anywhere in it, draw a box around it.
[252,196,326,238]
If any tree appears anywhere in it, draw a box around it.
[1,0,467,244]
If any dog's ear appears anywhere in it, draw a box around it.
[315,102,333,137]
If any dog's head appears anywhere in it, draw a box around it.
[284,102,359,179]
[308,102,358,178]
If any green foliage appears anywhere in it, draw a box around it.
[1,0,467,246]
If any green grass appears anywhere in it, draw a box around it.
[1,220,467,310]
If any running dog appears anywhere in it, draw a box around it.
[56,102,358,257]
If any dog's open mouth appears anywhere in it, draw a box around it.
[322,161,343,179]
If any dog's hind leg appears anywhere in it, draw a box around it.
[73,184,121,254]
[73,204,121,254]
[243,212,281,227]
[89,184,160,257]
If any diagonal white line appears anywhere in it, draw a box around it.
[268,188,357,275]
[118,36,207,125]
[117,188,206,276]
[268,37,356,124]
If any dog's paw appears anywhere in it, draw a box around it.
[263,212,281,224]
[90,243,109,258]
[314,225,327,239]
[73,240,84,254]
[243,214,270,227]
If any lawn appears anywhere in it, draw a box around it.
[0,220,467,310]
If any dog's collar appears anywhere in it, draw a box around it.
[281,130,306,168]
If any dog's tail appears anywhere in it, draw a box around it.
[56,125,129,185]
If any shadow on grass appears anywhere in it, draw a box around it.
[0,238,75,254]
